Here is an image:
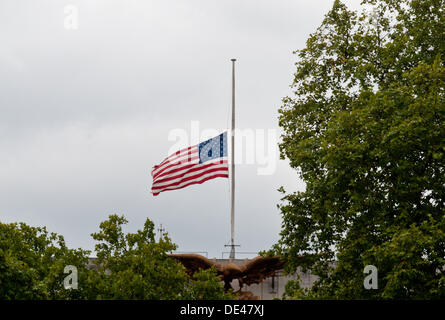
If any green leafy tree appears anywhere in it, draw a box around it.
[0,216,234,300]
[0,221,92,299]
[185,267,234,300]
[89,214,233,300]
[274,0,445,299]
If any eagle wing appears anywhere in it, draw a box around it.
[238,256,285,286]
[168,253,221,277]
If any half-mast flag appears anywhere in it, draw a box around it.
[151,132,228,196]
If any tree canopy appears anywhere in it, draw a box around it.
[88,214,233,300]
[0,221,91,299]
[0,215,233,300]
[274,0,445,299]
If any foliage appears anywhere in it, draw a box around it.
[0,215,234,300]
[185,267,235,300]
[0,222,91,299]
[274,0,445,299]
[90,214,233,300]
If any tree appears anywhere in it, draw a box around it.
[274,0,445,299]
[0,216,234,300]
[0,222,92,299]
[89,214,233,300]
[185,267,232,300]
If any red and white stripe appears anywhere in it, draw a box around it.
[151,145,228,196]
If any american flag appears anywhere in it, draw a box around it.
[151,132,229,196]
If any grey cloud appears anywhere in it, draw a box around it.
[0,0,361,258]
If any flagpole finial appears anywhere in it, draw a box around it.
[231,58,236,62]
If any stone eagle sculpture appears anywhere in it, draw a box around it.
[168,253,285,292]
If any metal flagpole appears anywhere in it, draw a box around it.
[229,58,236,260]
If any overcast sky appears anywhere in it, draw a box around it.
[0,0,363,259]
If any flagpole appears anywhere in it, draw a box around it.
[229,58,236,260]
